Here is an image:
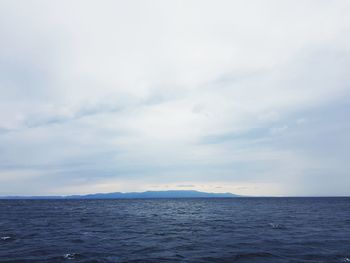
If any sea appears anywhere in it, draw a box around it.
[0,198,349,262]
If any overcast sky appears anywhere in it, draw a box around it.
[1,0,350,196]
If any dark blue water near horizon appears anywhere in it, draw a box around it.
[0,198,349,263]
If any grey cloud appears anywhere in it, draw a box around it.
[0,0,350,196]
[24,103,124,128]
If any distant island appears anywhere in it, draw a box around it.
[0,190,240,199]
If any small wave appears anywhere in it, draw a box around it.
[71,238,84,243]
[235,252,276,259]
[79,217,89,223]
[268,223,285,229]
[63,253,80,260]
[1,236,12,241]
[341,257,350,262]
[202,252,280,262]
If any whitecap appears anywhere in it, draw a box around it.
[64,253,78,260]
[1,236,11,241]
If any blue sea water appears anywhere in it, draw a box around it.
[0,198,349,262]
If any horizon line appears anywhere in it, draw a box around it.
[0,189,349,199]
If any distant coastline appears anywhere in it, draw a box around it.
[0,190,240,199]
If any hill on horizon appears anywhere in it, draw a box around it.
[0,190,240,199]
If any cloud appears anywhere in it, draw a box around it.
[296,118,307,125]
[270,125,288,135]
[0,0,350,195]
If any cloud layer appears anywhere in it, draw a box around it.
[1,0,350,195]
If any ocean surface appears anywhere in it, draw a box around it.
[0,198,349,263]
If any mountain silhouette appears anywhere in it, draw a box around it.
[0,190,240,199]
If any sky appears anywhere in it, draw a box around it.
[0,0,350,196]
